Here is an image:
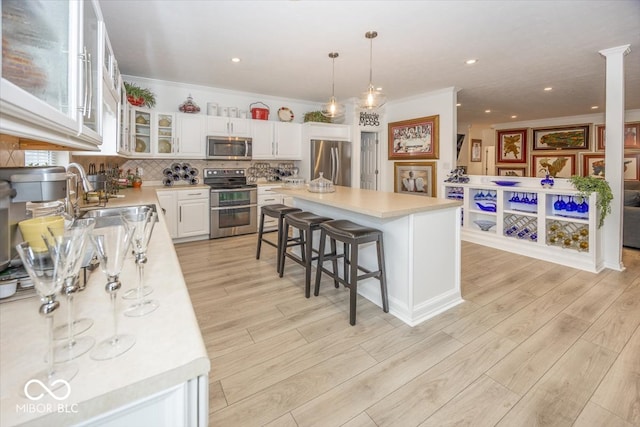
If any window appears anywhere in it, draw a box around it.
[24,151,59,166]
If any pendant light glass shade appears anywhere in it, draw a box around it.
[358,31,386,110]
[321,52,345,118]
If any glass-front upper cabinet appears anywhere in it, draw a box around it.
[131,108,151,155]
[80,0,101,141]
[1,0,79,132]
[0,0,104,147]
[155,113,176,156]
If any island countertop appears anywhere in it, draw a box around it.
[0,187,209,426]
[275,186,461,219]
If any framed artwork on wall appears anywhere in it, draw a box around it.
[596,122,640,150]
[388,115,439,160]
[532,154,576,177]
[393,161,437,197]
[532,124,589,150]
[471,139,482,162]
[496,129,527,163]
[497,167,526,177]
[582,153,639,180]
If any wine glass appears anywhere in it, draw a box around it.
[122,210,158,317]
[47,218,96,362]
[122,208,155,301]
[554,195,566,211]
[16,242,78,391]
[566,196,578,212]
[577,197,589,213]
[90,220,136,360]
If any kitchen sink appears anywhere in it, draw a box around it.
[81,204,158,227]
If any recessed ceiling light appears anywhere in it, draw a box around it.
[231,57,241,63]
[591,105,599,109]
[456,103,461,107]
[376,87,383,91]
[465,59,477,65]
[511,115,517,119]
[485,109,491,113]
[544,87,553,91]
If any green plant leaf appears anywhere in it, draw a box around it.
[568,175,612,228]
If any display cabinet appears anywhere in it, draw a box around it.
[444,177,603,272]
[131,108,152,155]
[0,0,104,148]
[154,113,177,156]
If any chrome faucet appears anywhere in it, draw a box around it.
[66,163,95,217]
[67,163,94,193]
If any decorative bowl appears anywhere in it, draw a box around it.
[474,220,496,231]
[475,202,497,212]
[492,180,519,186]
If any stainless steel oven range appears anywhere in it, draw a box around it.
[203,168,257,239]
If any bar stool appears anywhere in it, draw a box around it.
[256,204,302,273]
[314,219,389,326]
[278,211,336,298]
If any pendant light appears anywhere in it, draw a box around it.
[359,31,386,110]
[321,52,345,118]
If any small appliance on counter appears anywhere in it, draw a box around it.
[0,166,68,272]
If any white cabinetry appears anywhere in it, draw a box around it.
[178,189,210,238]
[176,114,205,158]
[444,178,603,272]
[257,185,294,231]
[157,188,209,242]
[157,190,178,238]
[303,122,351,141]
[206,116,250,137]
[0,0,104,149]
[252,121,301,160]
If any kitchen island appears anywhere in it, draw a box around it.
[275,186,463,326]
[0,187,209,426]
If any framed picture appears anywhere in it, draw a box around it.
[470,139,482,162]
[388,115,439,160]
[394,161,437,197]
[532,154,576,178]
[532,124,589,150]
[596,122,640,150]
[497,167,526,177]
[582,153,640,180]
[496,129,527,163]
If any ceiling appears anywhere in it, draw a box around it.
[99,0,640,127]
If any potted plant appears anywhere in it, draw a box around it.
[568,175,613,228]
[304,111,331,123]
[123,81,156,108]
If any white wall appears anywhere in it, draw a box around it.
[382,87,458,193]
[123,75,322,124]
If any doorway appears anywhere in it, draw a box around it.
[360,131,379,190]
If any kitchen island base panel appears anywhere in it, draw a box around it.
[293,199,463,327]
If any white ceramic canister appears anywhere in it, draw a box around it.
[207,102,218,116]
[239,110,247,119]
[229,107,238,118]
[221,107,229,117]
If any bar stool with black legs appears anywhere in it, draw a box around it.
[314,219,389,325]
[256,204,302,273]
[278,211,336,298]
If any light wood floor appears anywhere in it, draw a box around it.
[175,235,640,427]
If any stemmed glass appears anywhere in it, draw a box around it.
[16,242,78,391]
[90,220,136,360]
[122,209,158,317]
[48,218,96,362]
[566,196,578,212]
[554,195,566,211]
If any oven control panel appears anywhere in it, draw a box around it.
[203,169,246,178]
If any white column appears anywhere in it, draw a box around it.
[599,44,630,271]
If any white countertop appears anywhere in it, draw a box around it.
[0,187,210,426]
[275,186,461,219]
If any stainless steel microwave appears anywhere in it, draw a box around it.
[206,136,252,160]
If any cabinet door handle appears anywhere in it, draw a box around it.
[78,47,89,115]
[179,206,182,222]
[86,52,93,119]
[230,122,234,134]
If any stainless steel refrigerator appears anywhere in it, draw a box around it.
[310,139,351,186]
